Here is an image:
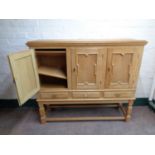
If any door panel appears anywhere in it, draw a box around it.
[105,47,138,89]
[77,53,97,84]
[8,49,40,105]
[71,48,105,89]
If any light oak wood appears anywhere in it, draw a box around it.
[39,92,69,99]
[44,103,128,122]
[66,48,72,89]
[26,39,147,48]
[104,91,135,98]
[36,98,135,104]
[45,116,125,122]
[38,102,46,123]
[9,39,147,123]
[39,103,128,122]
[8,50,40,105]
[38,66,67,79]
[72,91,101,99]
[71,48,106,89]
[48,104,119,108]
[105,47,141,89]
[126,100,134,121]
[35,50,66,55]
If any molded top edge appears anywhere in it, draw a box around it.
[26,39,148,48]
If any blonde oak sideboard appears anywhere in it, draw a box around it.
[8,39,147,123]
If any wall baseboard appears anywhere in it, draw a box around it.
[0,98,149,108]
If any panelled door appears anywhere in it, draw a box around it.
[8,49,40,105]
[105,47,141,89]
[71,47,106,89]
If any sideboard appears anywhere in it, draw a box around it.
[8,39,147,123]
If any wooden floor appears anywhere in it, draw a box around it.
[0,106,155,135]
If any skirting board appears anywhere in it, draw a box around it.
[0,98,149,108]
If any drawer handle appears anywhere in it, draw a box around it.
[107,67,111,72]
[52,94,56,98]
[115,94,120,97]
[73,67,76,72]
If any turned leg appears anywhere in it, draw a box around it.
[125,100,134,121]
[38,102,46,124]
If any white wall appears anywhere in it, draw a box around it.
[0,19,155,99]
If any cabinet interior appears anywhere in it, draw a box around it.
[35,48,67,89]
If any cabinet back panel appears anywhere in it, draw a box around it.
[36,53,66,70]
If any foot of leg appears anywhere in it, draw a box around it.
[38,102,46,124]
[125,100,134,121]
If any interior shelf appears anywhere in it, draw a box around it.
[38,66,67,80]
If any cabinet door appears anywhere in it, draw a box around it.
[71,48,104,89]
[8,49,40,105]
[105,47,141,89]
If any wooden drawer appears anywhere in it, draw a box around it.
[39,92,69,99]
[72,92,100,99]
[104,91,134,98]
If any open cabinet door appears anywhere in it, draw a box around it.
[8,49,40,106]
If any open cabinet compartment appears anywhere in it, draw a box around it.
[39,75,67,89]
[35,48,68,89]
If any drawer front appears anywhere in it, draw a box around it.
[39,92,69,99]
[104,91,135,98]
[72,92,100,99]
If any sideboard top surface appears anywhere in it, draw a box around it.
[26,39,148,48]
